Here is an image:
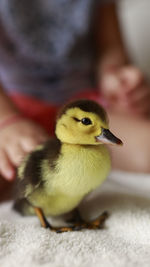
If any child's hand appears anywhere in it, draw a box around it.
[99,65,150,117]
[0,119,49,181]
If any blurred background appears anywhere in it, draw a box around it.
[118,0,150,81]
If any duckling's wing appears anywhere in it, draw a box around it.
[14,138,61,199]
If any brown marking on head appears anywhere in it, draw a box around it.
[57,99,107,123]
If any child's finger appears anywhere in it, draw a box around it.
[34,134,49,144]
[20,136,43,152]
[101,72,123,96]
[0,149,15,180]
[120,66,144,92]
[5,143,26,167]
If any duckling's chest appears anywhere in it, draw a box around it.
[46,144,111,196]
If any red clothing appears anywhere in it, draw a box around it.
[10,90,105,135]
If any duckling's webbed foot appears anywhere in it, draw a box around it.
[86,211,109,230]
[34,207,109,233]
[55,211,109,233]
[34,207,81,232]
[68,211,109,231]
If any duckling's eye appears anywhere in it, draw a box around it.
[81,118,92,125]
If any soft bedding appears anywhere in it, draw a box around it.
[0,171,150,267]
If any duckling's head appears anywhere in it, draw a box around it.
[55,99,122,146]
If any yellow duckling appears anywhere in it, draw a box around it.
[14,99,122,233]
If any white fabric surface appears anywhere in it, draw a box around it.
[0,171,150,267]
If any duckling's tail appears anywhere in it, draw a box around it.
[13,198,34,216]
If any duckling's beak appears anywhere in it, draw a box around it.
[96,128,123,145]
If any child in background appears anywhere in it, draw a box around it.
[95,3,150,172]
[0,0,150,190]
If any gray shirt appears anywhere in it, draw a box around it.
[0,0,108,104]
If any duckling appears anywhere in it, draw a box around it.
[14,99,122,233]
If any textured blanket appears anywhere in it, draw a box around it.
[0,171,150,267]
